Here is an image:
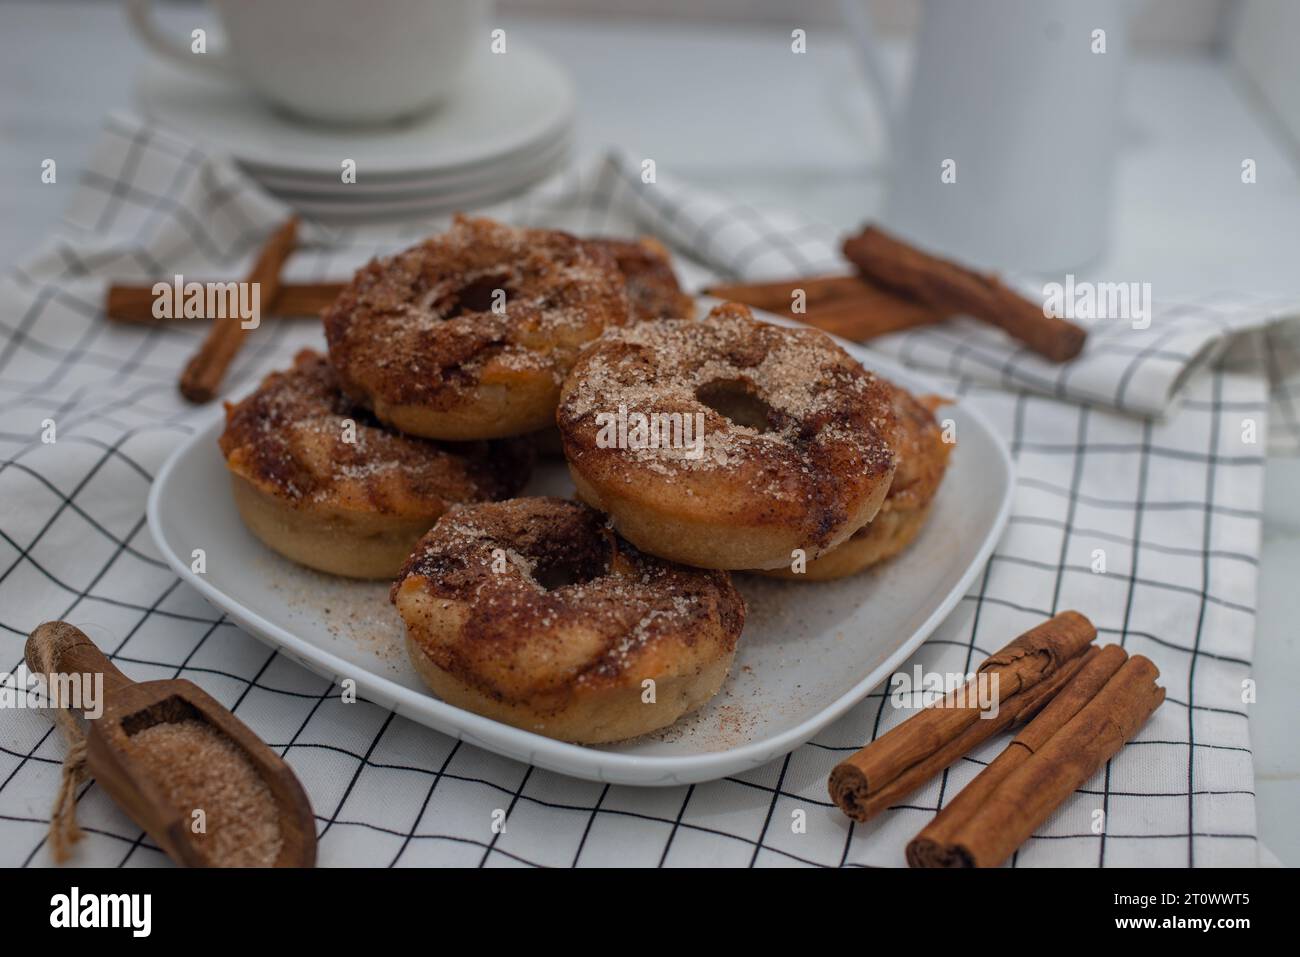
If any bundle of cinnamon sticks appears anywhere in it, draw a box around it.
[706,225,1087,362]
[101,217,328,403]
[828,611,1165,868]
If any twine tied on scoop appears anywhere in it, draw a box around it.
[25,621,95,863]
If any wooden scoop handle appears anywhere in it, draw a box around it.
[25,621,137,706]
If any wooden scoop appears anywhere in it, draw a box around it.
[26,621,316,867]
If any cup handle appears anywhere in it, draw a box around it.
[124,0,231,75]
[838,0,896,138]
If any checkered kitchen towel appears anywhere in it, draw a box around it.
[2,116,1298,867]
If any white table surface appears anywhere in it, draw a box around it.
[1,0,1296,866]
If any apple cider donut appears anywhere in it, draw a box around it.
[557,303,898,570]
[323,216,629,440]
[219,350,534,580]
[392,498,745,743]
[761,384,951,581]
[586,236,695,321]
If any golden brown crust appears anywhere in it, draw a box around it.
[404,636,734,744]
[323,216,630,439]
[227,473,442,579]
[392,498,745,742]
[878,388,951,514]
[585,236,695,321]
[759,499,935,581]
[760,385,951,581]
[218,350,534,577]
[556,303,897,569]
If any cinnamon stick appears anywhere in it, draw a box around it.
[828,611,1096,823]
[179,217,298,403]
[792,296,944,340]
[705,275,895,313]
[842,226,1088,362]
[908,648,1164,867]
[107,281,343,325]
[704,274,945,341]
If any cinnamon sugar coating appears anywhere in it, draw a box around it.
[322,216,629,419]
[219,350,533,517]
[557,304,897,563]
[393,498,744,699]
[759,381,951,580]
[125,719,283,868]
[585,236,694,321]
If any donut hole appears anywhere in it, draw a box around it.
[533,562,598,591]
[696,379,774,432]
[529,537,612,592]
[441,272,515,318]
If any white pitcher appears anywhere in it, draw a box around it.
[842,0,1130,272]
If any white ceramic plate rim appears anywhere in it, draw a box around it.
[146,311,1013,785]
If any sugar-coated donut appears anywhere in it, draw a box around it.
[761,384,951,580]
[219,351,534,579]
[392,498,745,743]
[324,216,629,440]
[556,303,898,570]
[585,236,695,321]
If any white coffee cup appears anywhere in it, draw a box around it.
[126,0,489,126]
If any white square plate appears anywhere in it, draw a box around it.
[147,307,1013,785]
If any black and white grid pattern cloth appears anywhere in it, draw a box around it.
[2,117,1298,867]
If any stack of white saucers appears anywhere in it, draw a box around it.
[135,44,574,221]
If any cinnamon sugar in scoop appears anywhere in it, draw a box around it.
[125,719,284,867]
